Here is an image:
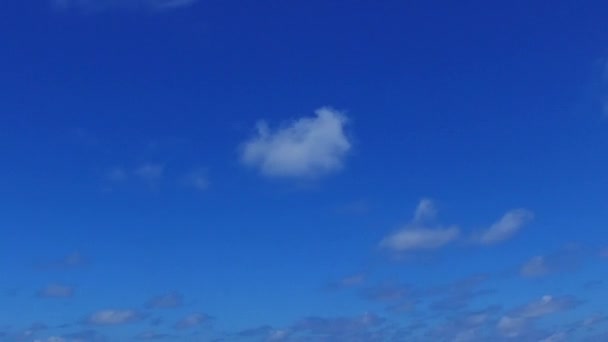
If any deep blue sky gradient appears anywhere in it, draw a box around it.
[1,0,608,341]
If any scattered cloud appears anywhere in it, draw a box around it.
[37,284,75,298]
[86,309,142,325]
[497,295,581,338]
[520,256,550,277]
[475,209,534,245]
[291,312,386,340]
[240,107,351,179]
[380,199,460,253]
[145,292,183,309]
[174,313,211,330]
[52,0,198,12]
[520,245,585,278]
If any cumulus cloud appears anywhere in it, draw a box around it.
[476,209,534,245]
[380,199,460,252]
[37,284,75,298]
[174,313,211,330]
[145,292,183,309]
[52,0,198,12]
[86,309,142,325]
[240,107,351,179]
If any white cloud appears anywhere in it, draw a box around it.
[87,309,141,325]
[497,295,579,338]
[37,284,75,298]
[516,295,576,318]
[240,107,351,179]
[520,256,549,278]
[413,198,437,222]
[381,226,460,252]
[52,0,197,11]
[380,199,460,252]
[476,209,534,245]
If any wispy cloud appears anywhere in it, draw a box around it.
[36,252,88,271]
[475,209,534,245]
[380,199,460,253]
[240,107,351,179]
[52,0,198,12]
[86,309,142,325]
[174,313,211,330]
[497,295,581,338]
[37,284,75,298]
[519,245,585,278]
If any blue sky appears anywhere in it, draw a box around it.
[1,0,608,341]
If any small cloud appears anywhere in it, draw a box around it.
[519,245,585,278]
[380,199,460,253]
[520,256,550,277]
[37,284,75,298]
[476,209,534,245]
[240,107,351,179]
[413,198,437,222]
[174,313,211,330]
[145,292,183,309]
[381,226,460,252]
[86,309,142,325]
[134,163,164,182]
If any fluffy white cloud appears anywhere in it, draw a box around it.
[87,309,141,325]
[240,107,351,179]
[52,0,197,11]
[476,209,534,245]
[380,199,460,252]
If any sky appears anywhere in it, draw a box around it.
[1,0,608,341]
